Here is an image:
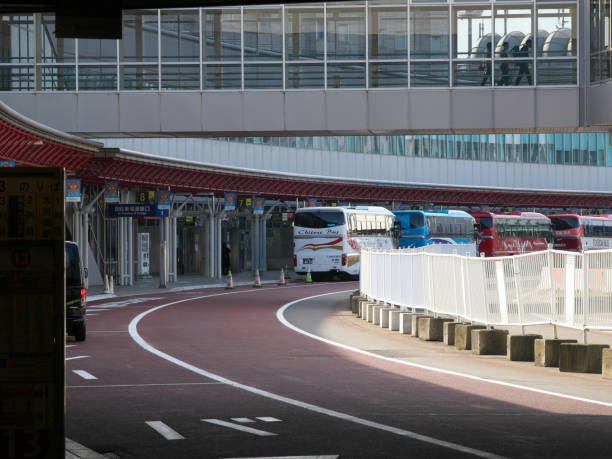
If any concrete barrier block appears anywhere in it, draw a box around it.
[418,317,454,341]
[379,308,393,328]
[351,295,365,314]
[559,344,610,374]
[534,339,578,367]
[372,305,385,325]
[472,329,509,355]
[399,313,417,334]
[389,310,401,331]
[602,349,612,379]
[507,334,543,361]
[358,299,369,318]
[443,322,464,346]
[366,303,378,323]
[411,314,430,337]
[455,324,486,350]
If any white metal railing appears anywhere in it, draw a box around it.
[360,248,612,332]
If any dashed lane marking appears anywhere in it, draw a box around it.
[145,421,185,440]
[221,456,338,459]
[66,356,90,361]
[72,370,97,380]
[67,382,223,389]
[128,286,504,459]
[202,419,277,437]
[231,418,255,423]
[257,417,281,422]
[66,344,76,348]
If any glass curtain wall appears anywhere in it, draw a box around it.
[0,3,580,92]
[591,0,611,82]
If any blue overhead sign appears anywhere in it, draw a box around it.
[108,204,168,218]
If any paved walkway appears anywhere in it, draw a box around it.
[87,270,305,302]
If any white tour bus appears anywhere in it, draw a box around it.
[293,206,396,280]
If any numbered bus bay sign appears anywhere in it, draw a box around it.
[0,167,65,459]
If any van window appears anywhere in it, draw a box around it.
[66,244,81,284]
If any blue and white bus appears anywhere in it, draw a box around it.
[393,209,478,256]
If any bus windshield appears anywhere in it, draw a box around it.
[294,211,345,229]
[478,217,494,230]
[410,213,425,228]
[550,217,580,231]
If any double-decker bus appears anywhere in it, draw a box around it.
[293,206,395,280]
[393,209,478,256]
[549,214,612,251]
[470,211,552,257]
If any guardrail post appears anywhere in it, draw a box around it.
[582,252,589,345]
[512,257,525,335]
[547,249,558,338]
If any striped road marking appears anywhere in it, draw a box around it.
[145,421,185,440]
[231,418,255,423]
[202,419,277,437]
[72,370,97,380]
[257,417,281,422]
[221,456,339,459]
[66,356,90,361]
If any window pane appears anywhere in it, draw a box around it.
[453,61,490,86]
[327,63,365,88]
[120,65,158,90]
[411,61,448,86]
[411,7,449,59]
[244,8,282,61]
[591,54,601,82]
[161,64,199,89]
[369,62,407,87]
[286,63,324,89]
[494,60,533,86]
[244,64,282,89]
[536,59,576,85]
[121,10,158,62]
[537,5,576,57]
[79,39,117,63]
[285,8,324,61]
[369,7,407,60]
[39,66,75,90]
[202,9,241,62]
[0,65,33,90]
[39,14,75,63]
[78,66,117,91]
[161,10,199,62]
[327,8,365,60]
[0,15,34,64]
[203,64,241,89]
[453,7,492,59]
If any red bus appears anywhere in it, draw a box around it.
[549,214,612,251]
[470,211,552,257]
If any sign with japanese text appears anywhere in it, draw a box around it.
[224,192,236,211]
[157,190,171,211]
[253,196,264,215]
[108,204,168,218]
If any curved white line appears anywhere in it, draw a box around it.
[128,286,503,459]
[277,291,612,410]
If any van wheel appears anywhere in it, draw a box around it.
[75,322,86,342]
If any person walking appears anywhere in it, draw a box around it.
[515,38,533,85]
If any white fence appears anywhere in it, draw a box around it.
[360,248,612,331]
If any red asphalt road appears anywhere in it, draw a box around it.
[66,282,612,459]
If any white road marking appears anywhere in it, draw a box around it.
[257,417,281,422]
[66,356,90,361]
[72,370,97,380]
[221,456,338,459]
[67,382,223,388]
[145,421,185,440]
[93,297,164,309]
[87,309,107,312]
[66,344,76,348]
[277,291,612,411]
[128,286,503,459]
[202,419,276,437]
[231,418,255,423]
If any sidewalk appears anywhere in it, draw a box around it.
[88,270,305,301]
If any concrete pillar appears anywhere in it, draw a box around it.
[472,329,509,355]
[389,310,401,331]
[418,317,454,342]
[602,349,612,379]
[534,339,578,367]
[559,344,610,373]
[455,324,486,350]
[443,322,464,346]
[507,334,543,361]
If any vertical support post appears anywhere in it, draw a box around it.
[128,216,133,286]
[118,217,123,286]
[159,218,167,288]
[216,215,222,279]
[548,249,556,330]
[262,216,267,273]
[83,210,89,289]
[582,252,589,344]
[171,216,178,282]
[253,213,260,272]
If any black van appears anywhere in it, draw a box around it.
[66,241,87,341]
